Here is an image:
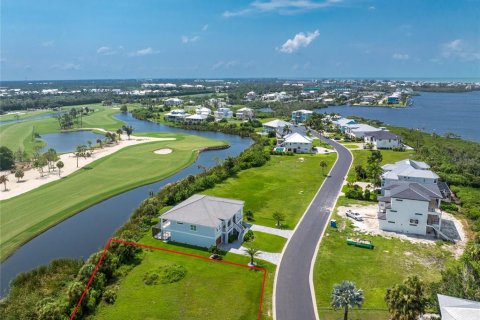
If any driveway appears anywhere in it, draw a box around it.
[274,128,353,320]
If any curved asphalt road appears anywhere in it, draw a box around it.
[274,129,353,320]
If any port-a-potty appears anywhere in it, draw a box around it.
[330,219,337,228]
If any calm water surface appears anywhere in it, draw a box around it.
[0,113,252,296]
[39,131,105,153]
[315,91,480,142]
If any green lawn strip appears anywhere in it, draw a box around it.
[0,134,225,261]
[0,109,54,121]
[347,149,416,182]
[243,231,287,253]
[318,308,389,320]
[342,144,360,149]
[313,197,454,312]
[202,153,336,229]
[93,235,275,320]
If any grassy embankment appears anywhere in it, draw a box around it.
[0,133,226,261]
[314,197,455,320]
[0,104,123,155]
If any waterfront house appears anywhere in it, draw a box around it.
[291,109,313,124]
[281,132,313,153]
[153,195,245,248]
[236,107,254,120]
[185,114,207,124]
[345,123,379,139]
[381,159,439,192]
[378,182,443,236]
[214,107,233,120]
[263,119,292,132]
[164,97,184,106]
[364,130,401,149]
[165,109,187,122]
[196,107,212,116]
[332,117,356,133]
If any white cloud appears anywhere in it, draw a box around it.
[50,63,81,71]
[129,47,160,57]
[368,6,376,11]
[181,35,200,44]
[223,0,343,17]
[279,30,320,54]
[202,24,209,31]
[212,60,238,70]
[442,39,480,61]
[96,46,118,55]
[392,53,410,60]
[41,40,55,47]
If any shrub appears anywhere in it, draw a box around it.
[103,287,117,304]
[228,233,238,243]
[243,230,254,242]
[245,210,254,221]
[158,264,187,284]
[143,271,159,285]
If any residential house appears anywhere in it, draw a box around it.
[387,92,401,104]
[196,107,212,117]
[364,130,401,149]
[281,132,313,153]
[378,182,443,236]
[263,119,292,132]
[164,109,187,122]
[381,159,439,192]
[291,109,313,124]
[332,117,357,133]
[185,114,207,124]
[236,107,255,120]
[153,195,245,248]
[164,97,184,106]
[437,294,480,320]
[244,91,257,101]
[345,123,379,139]
[214,107,233,120]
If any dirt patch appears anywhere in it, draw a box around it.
[337,204,468,258]
[154,148,173,155]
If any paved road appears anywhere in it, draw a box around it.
[275,129,353,320]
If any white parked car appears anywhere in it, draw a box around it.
[346,210,363,221]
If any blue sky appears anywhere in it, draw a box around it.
[1,0,479,80]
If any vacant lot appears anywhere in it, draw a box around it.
[202,153,336,229]
[313,197,454,318]
[0,134,224,260]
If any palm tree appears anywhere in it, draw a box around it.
[272,211,286,228]
[0,174,9,191]
[56,161,64,177]
[15,169,24,182]
[283,124,291,135]
[319,160,328,176]
[331,280,364,320]
[243,247,261,266]
[75,145,87,168]
[122,125,134,140]
[116,128,123,140]
[385,276,427,320]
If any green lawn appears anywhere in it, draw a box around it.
[347,149,416,182]
[313,197,454,314]
[0,105,124,155]
[0,109,54,121]
[318,309,389,320]
[93,234,275,320]
[0,133,225,261]
[202,154,336,229]
[243,231,287,253]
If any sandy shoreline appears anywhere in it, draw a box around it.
[0,132,175,200]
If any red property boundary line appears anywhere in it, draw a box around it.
[70,238,267,320]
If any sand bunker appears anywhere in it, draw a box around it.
[154,148,173,155]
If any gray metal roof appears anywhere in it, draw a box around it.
[390,182,442,201]
[364,130,399,140]
[438,294,480,320]
[161,194,244,227]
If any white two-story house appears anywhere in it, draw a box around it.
[378,182,443,236]
[214,107,233,120]
[153,194,244,248]
[364,130,401,149]
[281,132,313,153]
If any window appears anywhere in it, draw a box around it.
[409,219,419,225]
[190,225,197,231]
[395,199,403,202]
[388,221,395,224]
[176,221,183,225]
[415,213,423,216]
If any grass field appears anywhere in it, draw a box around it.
[347,149,416,182]
[313,197,454,315]
[0,110,54,121]
[0,133,225,261]
[243,231,287,253]
[0,105,124,155]
[202,153,336,229]
[93,234,275,320]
